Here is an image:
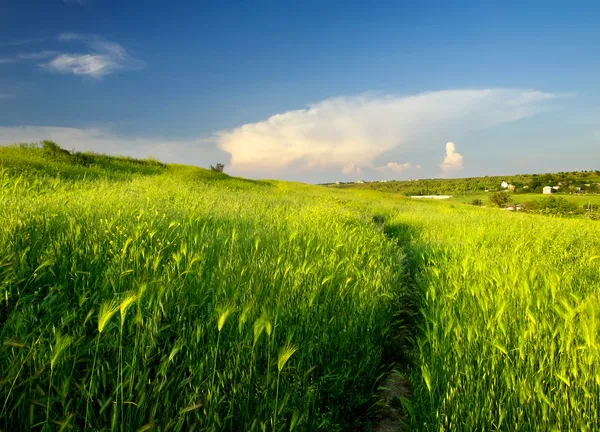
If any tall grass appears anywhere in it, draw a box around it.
[387,201,600,430]
[0,146,402,430]
[3,143,599,430]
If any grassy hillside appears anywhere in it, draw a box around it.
[2,143,600,431]
[0,144,404,430]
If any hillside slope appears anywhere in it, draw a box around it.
[2,143,600,431]
[1,143,405,430]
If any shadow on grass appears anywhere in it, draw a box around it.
[369,221,431,431]
[381,222,426,365]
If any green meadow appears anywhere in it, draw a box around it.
[449,191,600,207]
[1,143,599,431]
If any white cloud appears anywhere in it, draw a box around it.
[216,89,557,177]
[0,34,142,78]
[342,162,363,177]
[439,142,464,174]
[0,126,221,166]
[45,54,120,77]
[0,50,57,65]
[377,162,415,174]
[42,34,144,78]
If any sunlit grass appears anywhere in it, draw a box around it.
[387,201,600,430]
[2,143,599,430]
[0,145,402,430]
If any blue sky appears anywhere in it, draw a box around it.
[1,0,599,182]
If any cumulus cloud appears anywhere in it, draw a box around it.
[342,162,363,177]
[216,89,557,177]
[0,126,221,166]
[439,142,464,174]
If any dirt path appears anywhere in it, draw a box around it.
[373,370,411,432]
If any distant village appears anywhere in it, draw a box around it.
[497,180,600,195]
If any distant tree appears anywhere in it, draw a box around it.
[533,196,580,215]
[210,163,225,173]
[527,177,541,190]
[489,191,510,208]
[472,198,483,206]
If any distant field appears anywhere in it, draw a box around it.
[2,143,600,431]
[332,170,600,197]
[449,192,600,207]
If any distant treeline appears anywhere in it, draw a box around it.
[327,171,600,195]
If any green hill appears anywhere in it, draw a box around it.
[1,143,600,430]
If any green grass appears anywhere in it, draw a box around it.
[383,201,600,430]
[331,170,600,195]
[450,191,600,207]
[0,145,403,430]
[2,143,600,431]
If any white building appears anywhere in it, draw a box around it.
[501,181,509,189]
[543,186,553,194]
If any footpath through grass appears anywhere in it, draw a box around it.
[2,144,600,431]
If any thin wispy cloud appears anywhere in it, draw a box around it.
[439,142,464,174]
[0,50,57,64]
[377,162,421,178]
[18,51,58,60]
[43,33,144,78]
[0,38,44,48]
[217,89,558,178]
[0,33,143,78]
